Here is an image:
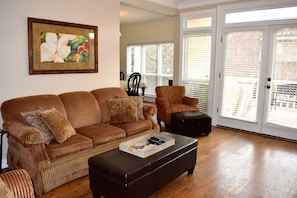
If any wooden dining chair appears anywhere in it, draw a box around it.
[127,72,141,96]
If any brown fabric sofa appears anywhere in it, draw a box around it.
[0,87,159,196]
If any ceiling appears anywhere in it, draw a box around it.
[146,0,240,9]
[120,0,249,25]
[120,4,173,25]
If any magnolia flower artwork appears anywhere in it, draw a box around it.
[40,32,89,63]
[29,17,97,74]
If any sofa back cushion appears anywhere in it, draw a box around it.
[1,95,66,123]
[59,91,101,128]
[91,88,128,123]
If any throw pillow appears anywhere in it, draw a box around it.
[115,96,145,120]
[39,107,76,144]
[108,97,138,124]
[126,96,145,120]
[21,108,54,145]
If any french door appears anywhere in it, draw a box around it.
[217,25,297,140]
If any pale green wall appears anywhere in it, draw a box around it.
[120,17,177,79]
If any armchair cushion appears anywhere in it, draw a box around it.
[183,96,199,107]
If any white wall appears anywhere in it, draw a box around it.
[0,0,120,167]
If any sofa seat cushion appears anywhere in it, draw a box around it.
[113,120,152,136]
[46,134,93,160]
[76,124,126,146]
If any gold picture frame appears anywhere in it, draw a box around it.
[28,17,98,74]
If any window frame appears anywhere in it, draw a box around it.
[126,42,174,96]
[179,9,216,114]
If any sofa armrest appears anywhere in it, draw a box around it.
[3,121,44,145]
[143,104,157,119]
[183,96,199,108]
[142,103,159,131]
[155,97,170,109]
[0,169,35,198]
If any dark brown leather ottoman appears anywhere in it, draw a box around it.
[171,111,212,136]
[88,132,197,198]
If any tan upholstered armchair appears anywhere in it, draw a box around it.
[0,169,35,198]
[155,86,199,128]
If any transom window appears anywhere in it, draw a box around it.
[226,6,297,24]
[186,17,212,28]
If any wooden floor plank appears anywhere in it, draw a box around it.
[39,127,297,198]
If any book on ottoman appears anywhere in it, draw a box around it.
[119,133,175,158]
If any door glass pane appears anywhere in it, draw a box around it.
[267,28,297,129]
[221,31,263,122]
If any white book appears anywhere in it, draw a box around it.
[119,133,175,158]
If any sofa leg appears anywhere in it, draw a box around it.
[165,124,170,129]
[92,191,101,198]
[157,118,161,126]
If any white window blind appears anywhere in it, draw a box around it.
[183,33,212,112]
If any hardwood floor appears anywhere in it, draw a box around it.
[39,127,297,198]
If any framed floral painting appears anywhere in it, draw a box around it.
[28,17,98,74]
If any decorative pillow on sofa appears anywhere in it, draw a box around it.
[39,107,76,144]
[126,96,145,120]
[116,96,145,121]
[108,97,138,124]
[21,108,54,145]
